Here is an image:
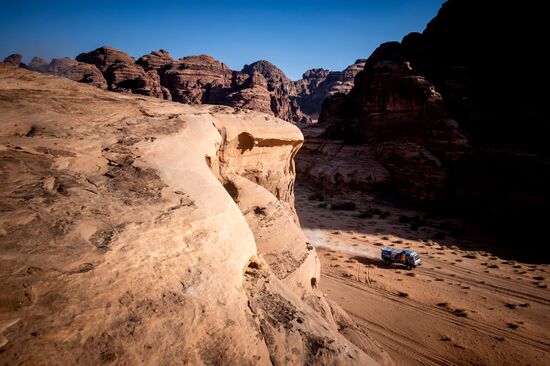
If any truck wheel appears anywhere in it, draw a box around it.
[406,265,412,270]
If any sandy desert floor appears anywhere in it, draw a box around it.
[295,183,550,366]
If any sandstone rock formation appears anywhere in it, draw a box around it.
[48,57,108,89]
[305,0,548,245]
[157,54,233,104]
[13,48,311,123]
[0,65,390,365]
[240,60,309,123]
[2,54,23,67]
[294,59,366,120]
[136,49,174,72]
[76,46,166,98]
[303,54,467,202]
[27,57,49,73]
[225,71,273,115]
[295,126,391,192]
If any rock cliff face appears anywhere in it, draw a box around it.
[0,65,390,365]
[294,59,366,120]
[305,0,548,244]
[240,60,309,123]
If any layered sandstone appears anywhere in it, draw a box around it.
[158,54,233,104]
[294,59,366,120]
[136,49,174,72]
[0,65,390,365]
[76,47,166,98]
[48,57,108,89]
[305,54,467,201]
[13,48,311,123]
[306,0,548,245]
[240,60,309,123]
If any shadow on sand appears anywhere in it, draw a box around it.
[295,182,546,264]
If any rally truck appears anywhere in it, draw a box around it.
[381,247,421,270]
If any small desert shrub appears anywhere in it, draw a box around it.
[507,323,519,330]
[397,291,409,298]
[440,335,452,341]
[453,308,467,317]
[533,276,545,281]
[330,201,356,211]
[463,253,478,259]
[488,264,499,269]
[379,211,391,219]
[317,202,327,208]
[519,303,530,308]
[308,192,324,201]
[505,303,517,309]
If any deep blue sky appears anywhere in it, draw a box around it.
[0,0,445,80]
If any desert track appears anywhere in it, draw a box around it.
[296,185,550,366]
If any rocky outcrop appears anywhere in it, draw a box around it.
[48,58,108,89]
[309,55,467,201]
[295,59,366,120]
[296,126,391,192]
[225,71,273,115]
[136,49,174,71]
[74,49,310,122]
[158,54,233,104]
[76,46,166,98]
[2,54,23,67]
[243,60,297,95]
[241,60,310,123]
[27,57,49,73]
[307,0,548,245]
[0,65,389,366]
